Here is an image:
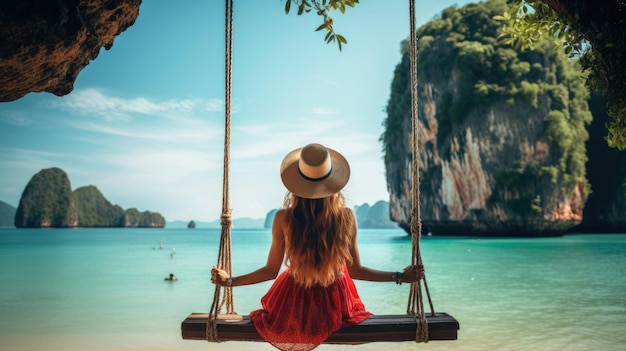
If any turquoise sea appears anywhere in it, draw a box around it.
[0,228,625,351]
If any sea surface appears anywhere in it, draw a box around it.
[0,227,624,351]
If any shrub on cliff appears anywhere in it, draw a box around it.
[15,167,78,227]
[15,167,165,228]
[123,208,165,227]
[355,201,397,229]
[381,0,592,235]
[74,185,125,227]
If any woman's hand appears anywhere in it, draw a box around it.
[401,264,424,284]
[211,266,230,287]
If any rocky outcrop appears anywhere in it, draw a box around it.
[382,0,591,236]
[15,167,164,228]
[0,0,141,102]
[122,208,165,228]
[354,201,398,229]
[15,167,78,227]
[264,209,279,229]
[0,200,17,227]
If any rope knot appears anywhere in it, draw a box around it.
[220,210,232,228]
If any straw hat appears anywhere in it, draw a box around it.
[280,143,350,199]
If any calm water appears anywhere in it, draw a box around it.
[0,228,624,351]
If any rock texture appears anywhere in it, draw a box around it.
[354,201,398,229]
[15,167,78,227]
[0,0,141,102]
[15,167,164,228]
[383,0,591,236]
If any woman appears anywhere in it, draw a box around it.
[211,143,423,351]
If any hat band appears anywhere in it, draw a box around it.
[298,165,333,182]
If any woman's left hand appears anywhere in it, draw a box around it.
[211,266,230,287]
[402,264,424,284]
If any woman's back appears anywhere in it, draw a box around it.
[280,194,355,288]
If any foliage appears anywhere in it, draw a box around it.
[493,1,583,55]
[123,208,165,227]
[14,168,165,228]
[494,0,626,150]
[354,200,397,229]
[381,0,591,202]
[74,186,125,227]
[283,0,358,51]
[380,53,410,162]
[14,167,77,227]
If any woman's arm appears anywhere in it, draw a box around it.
[211,210,286,287]
[346,211,423,284]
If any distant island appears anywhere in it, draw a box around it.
[5,168,395,230]
[13,167,165,228]
[168,200,398,230]
[0,200,16,227]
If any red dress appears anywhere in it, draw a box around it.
[249,266,372,351]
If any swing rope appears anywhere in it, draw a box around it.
[407,0,434,343]
[206,0,433,343]
[207,0,236,342]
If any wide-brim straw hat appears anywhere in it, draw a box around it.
[280,143,350,199]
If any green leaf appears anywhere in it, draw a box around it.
[315,23,327,32]
[285,0,291,14]
[297,2,305,15]
[336,34,347,44]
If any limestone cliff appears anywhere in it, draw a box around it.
[15,167,164,228]
[382,0,591,236]
[15,167,79,227]
[0,0,141,102]
[0,200,17,227]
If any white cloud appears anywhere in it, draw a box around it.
[0,110,31,126]
[205,99,224,112]
[312,107,339,115]
[51,88,204,121]
[0,88,389,222]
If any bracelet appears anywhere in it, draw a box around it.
[226,277,234,287]
[395,271,403,285]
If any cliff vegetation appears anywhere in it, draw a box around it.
[15,167,165,228]
[381,0,592,236]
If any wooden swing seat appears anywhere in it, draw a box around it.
[181,312,459,343]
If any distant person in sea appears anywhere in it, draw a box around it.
[211,143,424,351]
[165,273,178,281]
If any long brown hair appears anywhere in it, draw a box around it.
[283,191,355,288]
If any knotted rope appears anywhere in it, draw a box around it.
[407,0,435,343]
[207,0,237,342]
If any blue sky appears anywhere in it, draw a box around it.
[0,0,474,222]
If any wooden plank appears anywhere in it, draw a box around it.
[181,313,459,343]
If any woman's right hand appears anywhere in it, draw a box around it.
[211,266,230,287]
